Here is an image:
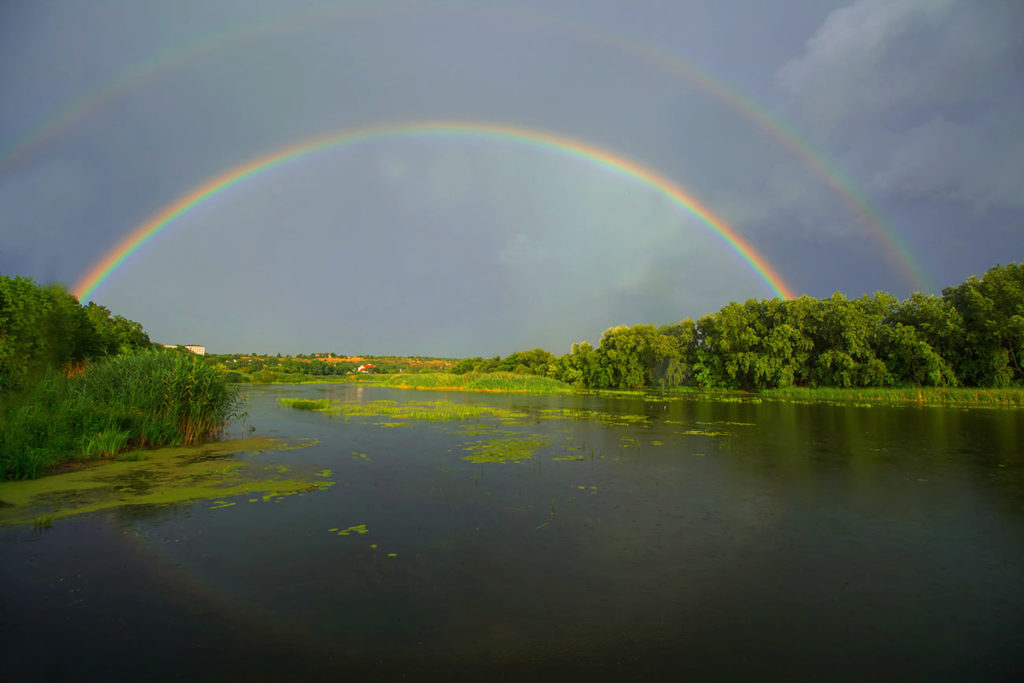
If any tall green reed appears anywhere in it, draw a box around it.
[0,349,242,479]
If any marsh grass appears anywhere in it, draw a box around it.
[321,399,529,422]
[280,398,331,410]
[377,372,573,394]
[80,429,130,459]
[0,350,242,480]
[762,386,1024,407]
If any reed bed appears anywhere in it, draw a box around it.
[0,350,242,480]
[760,386,1024,407]
[324,399,527,422]
[376,372,573,394]
[280,398,331,410]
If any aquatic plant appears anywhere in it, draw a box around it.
[0,349,242,479]
[280,397,331,410]
[460,436,552,463]
[760,386,1024,407]
[323,399,528,422]
[0,437,329,526]
[80,429,130,458]
[376,372,573,394]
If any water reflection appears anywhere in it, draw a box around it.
[1,384,1022,680]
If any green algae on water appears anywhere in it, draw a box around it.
[460,436,551,464]
[0,437,330,527]
[336,524,368,536]
[326,399,528,423]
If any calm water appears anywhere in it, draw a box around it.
[2,384,1023,681]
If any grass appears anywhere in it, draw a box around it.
[0,349,243,480]
[760,386,1024,407]
[80,429,131,458]
[284,398,531,422]
[375,372,574,394]
[280,397,331,410]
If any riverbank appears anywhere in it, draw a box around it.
[0,350,242,480]
[759,385,1024,407]
[0,437,328,527]
[261,371,1024,408]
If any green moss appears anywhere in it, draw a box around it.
[0,437,329,527]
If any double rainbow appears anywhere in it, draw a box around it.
[73,121,795,301]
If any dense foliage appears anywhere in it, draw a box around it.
[206,353,456,383]
[458,263,1023,391]
[0,275,240,479]
[0,276,151,392]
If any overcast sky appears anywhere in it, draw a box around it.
[2,0,1022,355]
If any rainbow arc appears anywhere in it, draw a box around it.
[73,121,795,301]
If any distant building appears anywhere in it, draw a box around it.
[162,344,206,356]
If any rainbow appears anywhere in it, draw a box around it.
[6,2,931,292]
[73,121,794,301]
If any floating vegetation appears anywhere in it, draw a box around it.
[696,421,755,427]
[280,398,331,410]
[325,399,528,423]
[651,441,664,446]
[352,451,370,461]
[376,422,410,428]
[460,437,552,464]
[678,430,729,437]
[535,408,649,427]
[453,424,513,436]
[0,437,329,527]
[376,372,573,394]
[335,524,368,536]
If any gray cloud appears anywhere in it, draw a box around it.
[2,0,1022,352]
[777,0,1024,211]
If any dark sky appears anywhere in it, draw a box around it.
[2,0,1022,355]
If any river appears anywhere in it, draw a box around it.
[2,384,1022,680]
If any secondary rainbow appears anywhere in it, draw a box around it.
[73,121,795,301]
[7,2,929,292]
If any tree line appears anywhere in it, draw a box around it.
[455,263,1023,390]
[0,276,152,392]
[3,262,1021,393]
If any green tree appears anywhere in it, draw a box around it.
[942,263,1024,386]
